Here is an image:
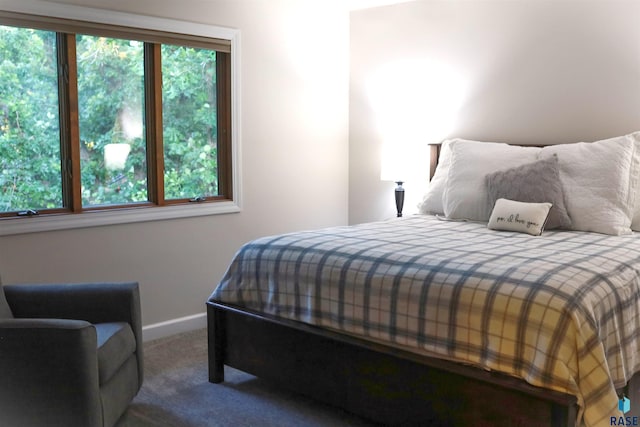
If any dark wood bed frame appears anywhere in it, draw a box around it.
[207,143,639,426]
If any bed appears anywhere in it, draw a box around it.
[207,134,640,427]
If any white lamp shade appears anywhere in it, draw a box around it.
[380,143,405,182]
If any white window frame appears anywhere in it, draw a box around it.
[0,0,242,237]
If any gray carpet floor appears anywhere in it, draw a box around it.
[117,328,377,427]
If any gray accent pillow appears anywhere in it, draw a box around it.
[0,285,14,319]
[485,155,572,230]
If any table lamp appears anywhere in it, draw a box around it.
[380,147,405,217]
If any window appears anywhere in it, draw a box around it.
[0,11,234,223]
[0,26,61,212]
[77,34,147,207]
[161,44,220,201]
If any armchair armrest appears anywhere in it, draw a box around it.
[0,318,102,427]
[4,282,144,388]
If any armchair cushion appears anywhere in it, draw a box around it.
[96,322,136,384]
[0,285,13,319]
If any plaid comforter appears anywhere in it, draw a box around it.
[210,215,640,427]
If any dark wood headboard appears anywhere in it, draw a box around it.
[429,141,548,181]
[429,143,442,181]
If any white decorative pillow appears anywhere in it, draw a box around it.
[539,134,639,235]
[442,140,541,221]
[625,131,640,231]
[487,199,552,236]
[418,139,456,215]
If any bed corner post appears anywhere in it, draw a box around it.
[207,302,225,383]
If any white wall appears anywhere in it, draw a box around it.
[0,0,350,337]
[349,0,640,224]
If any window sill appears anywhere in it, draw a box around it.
[0,201,241,236]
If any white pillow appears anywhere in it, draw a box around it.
[442,140,540,221]
[418,139,455,215]
[539,134,639,235]
[625,132,640,231]
[488,199,552,236]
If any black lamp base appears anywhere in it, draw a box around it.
[395,181,405,217]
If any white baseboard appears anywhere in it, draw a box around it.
[142,312,207,342]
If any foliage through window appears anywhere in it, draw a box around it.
[0,14,232,217]
[0,26,61,212]
[162,44,219,201]
[77,35,147,206]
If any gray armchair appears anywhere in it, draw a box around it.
[0,282,143,427]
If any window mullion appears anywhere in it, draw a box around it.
[144,43,165,206]
[57,33,82,212]
[216,51,233,200]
